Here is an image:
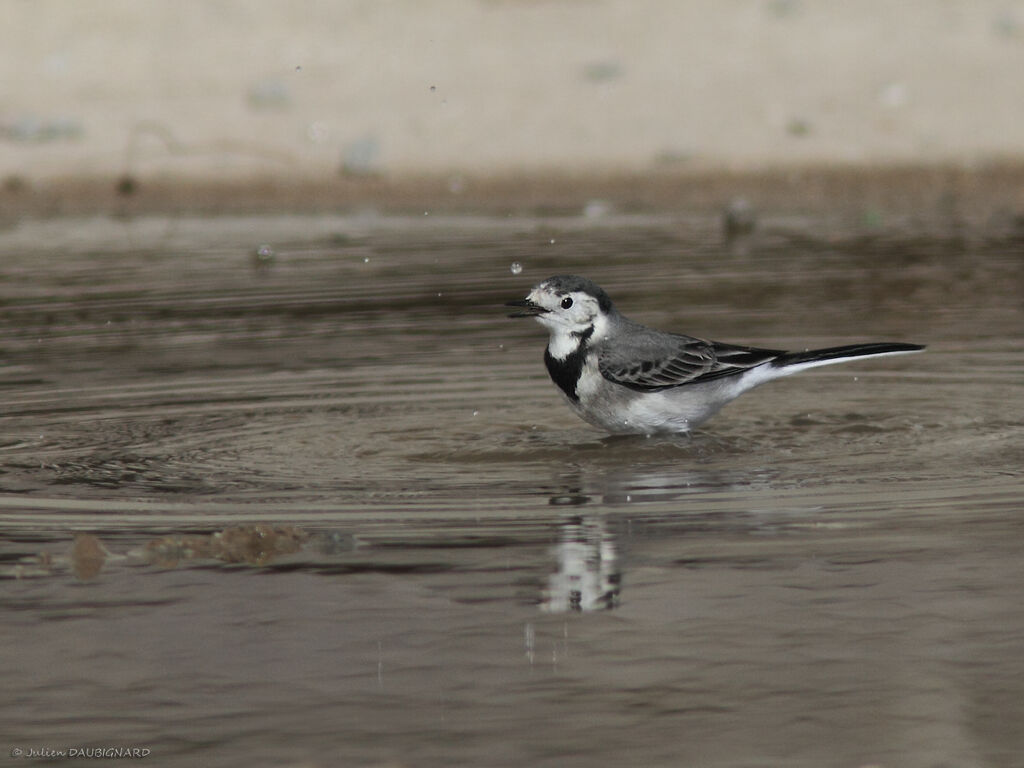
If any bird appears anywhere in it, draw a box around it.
[507,275,924,435]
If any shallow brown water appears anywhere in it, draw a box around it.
[1,211,1022,767]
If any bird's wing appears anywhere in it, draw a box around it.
[598,331,784,391]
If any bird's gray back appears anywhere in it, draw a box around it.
[596,315,782,390]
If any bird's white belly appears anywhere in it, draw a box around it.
[570,363,758,435]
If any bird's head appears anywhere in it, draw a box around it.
[507,275,615,346]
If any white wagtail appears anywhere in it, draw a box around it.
[507,275,924,435]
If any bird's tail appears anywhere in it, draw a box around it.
[771,342,925,375]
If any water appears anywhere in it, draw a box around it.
[0,211,1021,767]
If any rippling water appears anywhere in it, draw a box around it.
[1,211,1022,766]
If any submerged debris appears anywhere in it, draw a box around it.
[71,533,110,580]
[142,534,216,568]
[210,524,307,565]
[143,525,308,567]
[10,550,54,580]
[3,525,313,580]
[8,533,114,581]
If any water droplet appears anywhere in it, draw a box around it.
[251,244,275,270]
[510,262,523,275]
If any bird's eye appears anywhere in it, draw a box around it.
[560,297,574,309]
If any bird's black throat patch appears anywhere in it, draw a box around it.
[543,327,593,403]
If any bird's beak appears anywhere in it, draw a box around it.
[505,298,548,318]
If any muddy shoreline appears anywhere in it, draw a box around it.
[4,163,1024,221]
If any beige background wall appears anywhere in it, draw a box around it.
[2,0,1024,184]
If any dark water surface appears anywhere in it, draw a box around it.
[1,212,1022,767]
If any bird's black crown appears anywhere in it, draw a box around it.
[541,275,614,314]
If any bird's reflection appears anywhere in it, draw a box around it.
[541,515,620,613]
